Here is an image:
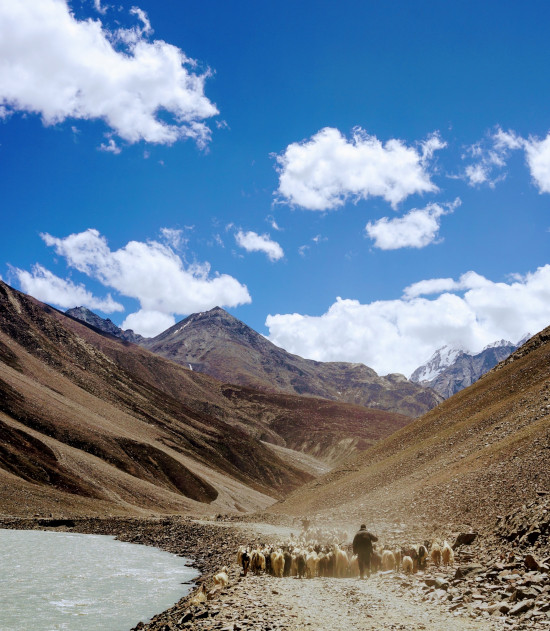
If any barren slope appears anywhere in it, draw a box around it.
[269,325,550,531]
[0,282,412,517]
[142,307,442,417]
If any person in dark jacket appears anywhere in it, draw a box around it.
[352,524,378,579]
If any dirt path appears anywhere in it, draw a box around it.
[187,571,500,631]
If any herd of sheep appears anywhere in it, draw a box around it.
[236,526,455,580]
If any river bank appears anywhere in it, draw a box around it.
[1,514,548,631]
[0,515,269,630]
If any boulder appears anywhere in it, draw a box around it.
[452,533,478,549]
[454,564,486,579]
[509,599,535,616]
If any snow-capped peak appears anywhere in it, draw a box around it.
[410,344,466,383]
[482,339,514,351]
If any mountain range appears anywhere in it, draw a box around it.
[411,336,530,398]
[67,305,443,418]
[270,325,550,531]
[0,281,411,517]
[1,281,549,535]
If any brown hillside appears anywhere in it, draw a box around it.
[268,325,550,532]
[0,282,411,517]
[142,307,443,417]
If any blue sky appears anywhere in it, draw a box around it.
[1,0,549,376]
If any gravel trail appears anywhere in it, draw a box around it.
[185,571,499,631]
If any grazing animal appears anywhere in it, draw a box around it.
[306,551,319,578]
[371,550,382,573]
[190,583,207,605]
[416,545,428,571]
[382,550,396,571]
[393,548,402,571]
[283,550,292,577]
[401,546,419,572]
[441,541,454,566]
[334,545,349,578]
[271,550,285,578]
[251,550,266,575]
[402,555,414,574]
[296,552,307,578]
[213,567,229,588]
[430,543,441,567]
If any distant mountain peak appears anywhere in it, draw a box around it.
[65,306,145,344]
[411,336,524,399]
[142,307,442,417]
[482,339,514,351]
[410,344,466,384]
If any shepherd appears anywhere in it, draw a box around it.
[352,524,378,579]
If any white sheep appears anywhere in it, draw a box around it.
[213,566,229,588]
[305,550,319,578]
[382,549,396,571]
[430,542,441,566]
[333,545,349,578]
[402,555,414,574]
[441,541,454,566]
[189,583,207,605]
[271,550,285,578]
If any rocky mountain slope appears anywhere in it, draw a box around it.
[140,307,442,417]
[0,282,411,518]
[411,337,529,398]
[65,306,145,344]
[269,323,550,532]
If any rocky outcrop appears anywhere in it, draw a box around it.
[143,307,443,417]
[65,306,145,344]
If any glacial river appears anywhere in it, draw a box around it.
[0,529,198,631]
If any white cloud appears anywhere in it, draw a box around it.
[36,229,251,335]
[98,138,121,154]
[14,263,123,312]
[160,227,186,250]
[0,1,218,147]
[266,215,282,231]
[365,199,459,250]
[122,309,175,337]
[403,270,490,299]
[461,126,550,193]
[92,0,108,15]
[524,134,550,194]
[461,127,523,187]
[266,265,550,377]
[235,230,284,261]
[274,127,445,211]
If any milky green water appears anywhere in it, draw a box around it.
[0,529,199,631]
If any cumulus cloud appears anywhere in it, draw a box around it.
[0,1,218,147]
[266,265,550,377]
[36,229,250,336]
[274,127,445,211]
[524,134,550,194]
[121,309,175,338]
[403,270,490,298]
[235,230,284,261]
[365,199,459,250]
[14,264,123,312]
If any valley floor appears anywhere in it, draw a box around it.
[0,516,546,631]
